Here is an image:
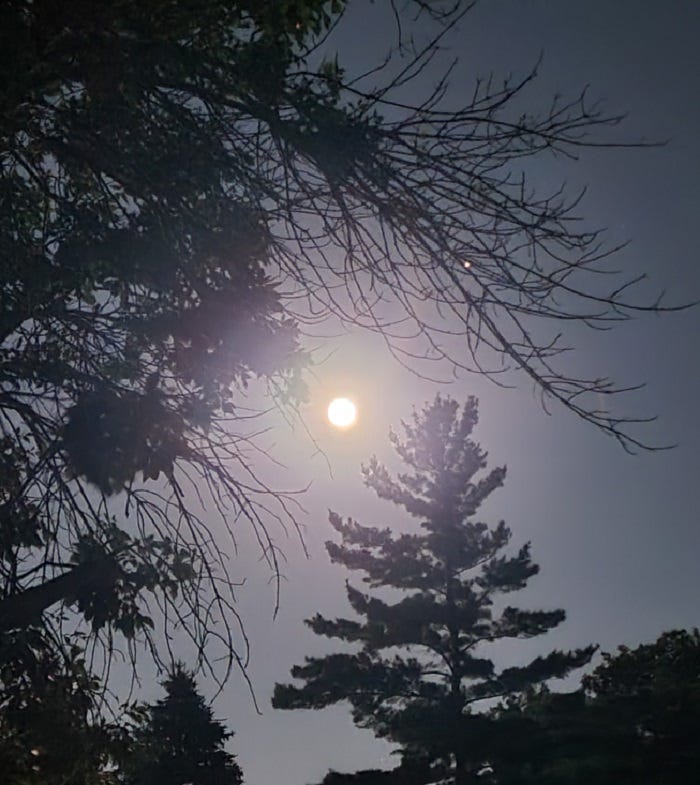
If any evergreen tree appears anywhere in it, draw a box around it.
[274,396,594,784]
[126,666,243,785]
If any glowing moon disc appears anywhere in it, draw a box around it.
[327,397,357,428]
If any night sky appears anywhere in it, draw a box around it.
[163,4,700,784]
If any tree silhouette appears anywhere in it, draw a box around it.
[126,665,243,785]
[493,629,700,784]
[0,0,330,683]
[274,396,594,784]
[0,629,116,785]
[0,641,244,785]
[582,629,700,784]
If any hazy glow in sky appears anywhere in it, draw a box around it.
[327,397,357,428]
[212,5,700,785]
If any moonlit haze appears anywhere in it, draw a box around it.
[65,4,699,785]
[3,2,700,785]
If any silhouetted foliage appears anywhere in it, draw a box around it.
[274,396,594,784]
[125,665,243,785]
[494,629,700,784]
[0,639,244,785]
[0,629,117,785]
[0,0,336,683]
[314,759,433,785]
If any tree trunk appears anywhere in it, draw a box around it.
[0,558,116,632]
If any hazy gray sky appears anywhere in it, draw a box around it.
[179,4,700,784]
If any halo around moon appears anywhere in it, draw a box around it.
[327,397,357,429]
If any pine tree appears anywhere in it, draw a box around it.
[274,396,594,784]
[127,666,243,785]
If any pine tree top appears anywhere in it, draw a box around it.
[130,664,243,785]
[362,396,507,527]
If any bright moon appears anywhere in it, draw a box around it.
[327,397,357,429]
